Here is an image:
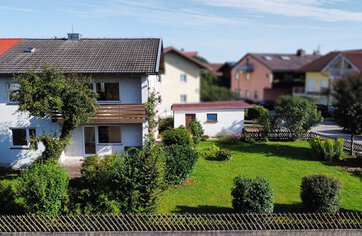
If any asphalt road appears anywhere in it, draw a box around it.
[311,118,362,144]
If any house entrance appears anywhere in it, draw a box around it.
[84,126,96,155]
[185,114,196,129]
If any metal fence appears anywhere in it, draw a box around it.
[244,130,362,152]
[0,213,361,232]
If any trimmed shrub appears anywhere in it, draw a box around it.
[189,119,204,144]
[162,127,193,146]
[215,149,232,161]
[300,174,341,213]
[198,143,220,160]
[241,133,256,144]
[231,176,274,213]
[159,117,174,134]
[309,138,345,161]
[164,144,198,185]
[18,163,69,215]
[0,179,23,214]
[218,134,241,145]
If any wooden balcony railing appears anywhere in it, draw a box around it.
[52,104,146,124]
[90,104,146,123]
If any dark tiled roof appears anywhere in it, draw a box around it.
[299,51,340,72]
[172,101,251,111]
[164,47,210,69]
[250,53,321,72]
[0,38,162,75]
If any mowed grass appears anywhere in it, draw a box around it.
[157,141,362,213]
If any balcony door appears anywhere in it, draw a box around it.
[84,126,96,155]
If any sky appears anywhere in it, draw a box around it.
[1,0,362,62]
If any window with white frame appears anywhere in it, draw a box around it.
[180,74,187,83]
[98,126,121,144]
[245,90,250,98]
[254,90,259,100]
[11,128,36,148]
[180,94,187,103]
[8,83,20,103]
[95,82,120,101]
[246,73,250,80]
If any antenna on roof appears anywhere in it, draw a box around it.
[71,25,74,34]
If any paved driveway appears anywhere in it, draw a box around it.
[311,118,362,144]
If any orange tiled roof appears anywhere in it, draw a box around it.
[0,38,23,56]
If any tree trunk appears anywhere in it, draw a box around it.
[350,133,355,157]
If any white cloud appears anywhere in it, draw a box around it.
[197,0,362,22]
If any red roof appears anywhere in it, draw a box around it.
[164,46,210,69]
[0,38,23,56]
[184,51,198,57]
[172,101,251,111]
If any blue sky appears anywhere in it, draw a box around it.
[1,0,362,62]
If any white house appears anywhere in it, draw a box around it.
[157,47,209,118]
[172,101,250,137]
[0,35,163,167]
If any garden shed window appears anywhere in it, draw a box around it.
[207,113,218,122]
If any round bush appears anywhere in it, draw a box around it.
[231,176,274,213]
[215,149,232,161]
[300,174,341,213]
[162,127,193,146]
[18,163,69,215]
[164,144,198,185]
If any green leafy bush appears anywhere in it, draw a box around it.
[158,117,174,134]
[215,149,232,161]
[189,119,204,144]
[164,144,198,185]
[300,174,341,213]
[78,147,164,214]
[231,176,274,213]
[162,127,193,146]
[0,179,23,214]
[218,134,241,145]
[198,143,220,160]
[18,163,69,215]
[241,133,256,144]
[309,138,345,161]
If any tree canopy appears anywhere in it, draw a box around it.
[14,66,98,161]
[332,73,362,155]
[200,71,237,101]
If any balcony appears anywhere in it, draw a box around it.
[90,104,146,123]
[52,104,146,124]
[236,63,254,73]
[329,69,356,78]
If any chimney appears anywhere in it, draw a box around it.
[313,50,320,56]
[296,49,306,57]
[67,33,81,41]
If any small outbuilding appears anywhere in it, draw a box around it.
[172,101,251,137]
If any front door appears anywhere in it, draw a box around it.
[185,114,196,129]
[84,126,96,155]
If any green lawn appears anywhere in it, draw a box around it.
[157,141,362,213]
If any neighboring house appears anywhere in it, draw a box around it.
[231,50,320,103]
[172,101,250,137]
[297,50,362,106]
[209,62,235,88]
[0,34,163,167]
[158,47,209,118]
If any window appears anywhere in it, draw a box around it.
[180,94,187,103]
[98,126,121,143]
[245,90,250,98]
[158,95,162,103]
[235,89,242,97]
[207,113,218,122]
[8,83,20,103]
[157,75,162,83]
[11,128,36,148]
[254,90,259,100]
[266,73,270,79]
[95,82,120,101]
[246,73,250,80]
[180,74,187,83]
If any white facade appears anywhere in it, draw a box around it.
[158,50,205,118]
[173,108,246,137]
[0,75,156,167]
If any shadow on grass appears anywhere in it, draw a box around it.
[274,203,304,213]
[172,205,234,214]
[214,142,315,162]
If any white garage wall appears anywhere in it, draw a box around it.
[174,109,245,137]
